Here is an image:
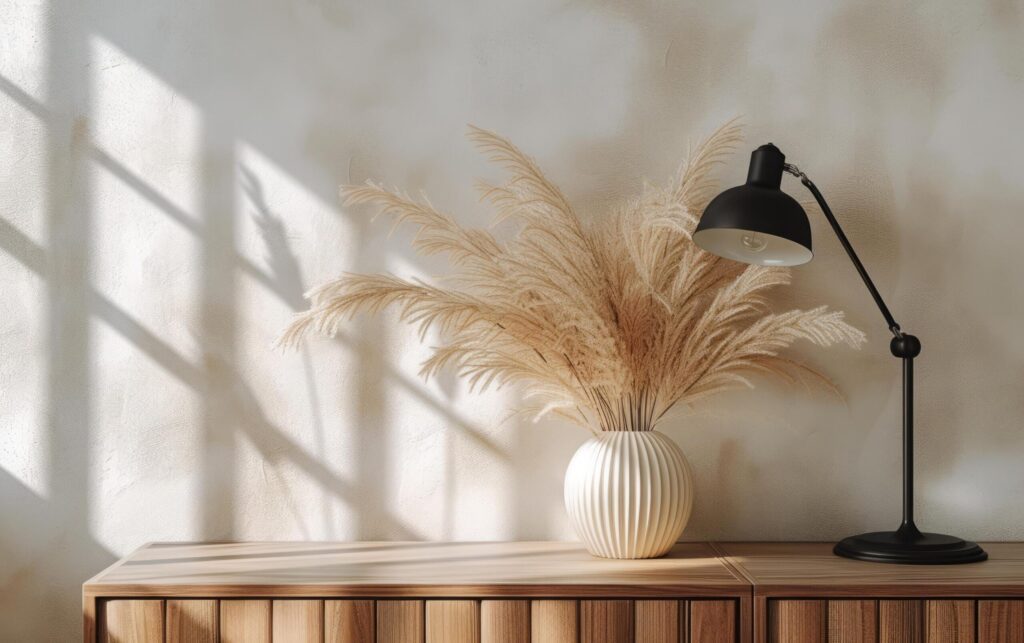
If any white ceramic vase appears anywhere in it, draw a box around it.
[564,430,694,559]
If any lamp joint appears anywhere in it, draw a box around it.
[783,162,808,182]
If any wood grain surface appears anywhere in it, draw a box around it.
[828,600,877,643]
[272,600,324,643]
[84,541,745,598]
[377,600,425,643]
[166,599,216,643]
[481,600,529,643]
[84,540,1024,643]
[426,600,479,643]
[691,600,736,643]
[766,599,1006,643]
[531,600,578,643]
[101,600,164,643]
[878,600,923,643]
[927,600,975,643]
[634,599,679,643]
[326,600,375,643]
[719,542,1024,597]
[979,600,1024,643]
[580,599,633,643]
[769,600,824,643]
[220,600,270,643]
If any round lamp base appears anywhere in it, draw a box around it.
[834,531,988,565]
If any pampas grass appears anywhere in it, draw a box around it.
[280,121,865,432]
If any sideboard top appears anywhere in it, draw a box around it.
[85,541,1024,599]
[718,542,1024,597]
[84,541,747,598]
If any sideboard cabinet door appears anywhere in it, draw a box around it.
[101,600,164,643]
[481,600,529,643]
[326,600,375,643]
[166,599,217,643]
[377,600,425,643]
[426,600,480,643]
[531,600,578,643]
[769,599,987,643]
[98,596,743,642]
[272,600,324,643]
[221,600,271,643]
[979,601,1024,643]
[581,600,633,643]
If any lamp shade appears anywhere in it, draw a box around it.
[693,143,813,266]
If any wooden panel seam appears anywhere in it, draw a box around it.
[708,542,754,643]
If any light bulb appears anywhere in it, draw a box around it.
[741,232,767,253]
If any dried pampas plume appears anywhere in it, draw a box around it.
[279,120,865,432]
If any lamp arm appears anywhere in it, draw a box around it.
[785,163,923,535]
[783,163,903,338]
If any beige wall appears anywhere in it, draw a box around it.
[2,0,1023,638]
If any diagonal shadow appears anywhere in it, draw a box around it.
[0,470,114,640]
[0,74,47,120]
[0,215,425,541]
[0,76,293,307]
[1,74,509,464]
[0,6,525,632]
[242,164,333,536]
[1,205,443,542]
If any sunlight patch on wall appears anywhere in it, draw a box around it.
[0,0,50,498]
[0,0,49,104]
[89,35,203,368]
[0,130,48,499]
[233,141,356,323]
[90,36,202,222]
[85,36,207,552]
[230,142,362,539]
[382,253,519,539]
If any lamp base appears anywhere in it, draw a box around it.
[834,528,987,565]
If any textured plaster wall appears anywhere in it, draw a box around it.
[2,0,1023,638]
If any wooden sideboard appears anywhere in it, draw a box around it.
[83,541,750,643]
[717,542,1024,643]
[83,542,1024,643]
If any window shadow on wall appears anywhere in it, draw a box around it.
[1,3,522,640]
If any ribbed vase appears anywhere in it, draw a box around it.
[564,431,694,559]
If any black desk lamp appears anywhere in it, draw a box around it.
[693,143,987,564]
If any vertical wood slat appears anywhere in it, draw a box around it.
[927,601,975,643]
[378,600,425,643]
[327,600,375,643]
[828,600,878,643]
[979,600,1024,643]
[481,600,529,643]
[879,600,923,643]
[635,600,680,643]
[84,594,99,643]
[581,599,633,643]
[272,600,324,643]
[221,600,271,643]
[102,600,164,643]
[166,600,217,643]
[691,600,736,643]
[427,600,479,643]
[769,600,825,643]
[531,600,578,643]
